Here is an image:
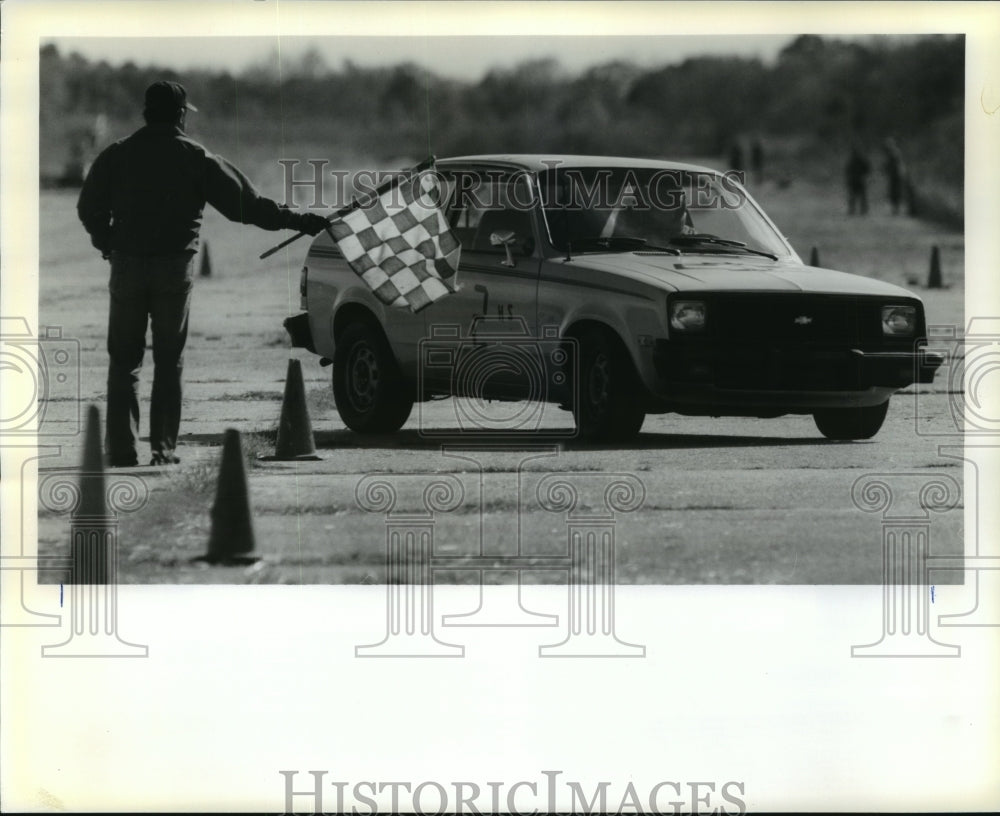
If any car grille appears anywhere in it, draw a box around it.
[708,294,881,345]
[661,294,920,392]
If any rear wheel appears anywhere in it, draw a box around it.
[572,328,645,442]
[333,322,413,433]
[813,400,889,440]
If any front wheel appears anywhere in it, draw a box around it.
[332,322,413,433]
[572,328,645,442]
[813,400,889,440]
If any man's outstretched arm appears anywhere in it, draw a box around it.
[204,153,328,235]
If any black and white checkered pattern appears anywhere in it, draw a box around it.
[327,171,460,313]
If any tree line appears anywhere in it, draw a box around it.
[40,34,963,214]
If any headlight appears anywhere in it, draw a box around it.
[670,300,707,332]
[881,305,916,335]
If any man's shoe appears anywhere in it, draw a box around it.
[149,453,181,466]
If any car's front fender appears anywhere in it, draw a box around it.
[542,271,670,398]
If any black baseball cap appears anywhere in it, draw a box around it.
[144,80,198,113]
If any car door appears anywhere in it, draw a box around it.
[423,168,542,398]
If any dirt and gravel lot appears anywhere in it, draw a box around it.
[34,173,965,584]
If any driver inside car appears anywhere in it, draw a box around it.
[602,181,695,242]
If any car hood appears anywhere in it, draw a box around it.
[570,252,920,298]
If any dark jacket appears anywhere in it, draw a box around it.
[78,123,301,256]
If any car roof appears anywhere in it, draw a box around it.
[436,154,720,174]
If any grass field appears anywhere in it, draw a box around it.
[34,163,965,584]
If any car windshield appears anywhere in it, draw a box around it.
[537,166,791,258]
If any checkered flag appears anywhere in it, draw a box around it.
[327,171,461,313]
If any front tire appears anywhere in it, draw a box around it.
[572,328,645,442]
[333,322,413,433]
[813,400,889,440]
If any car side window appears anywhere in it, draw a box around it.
[446,174,536,256]
[448,201,482,250]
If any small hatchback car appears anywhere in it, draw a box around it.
[289,155,942,441]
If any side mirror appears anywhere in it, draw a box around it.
[490,230,517,267]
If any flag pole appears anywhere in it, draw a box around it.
[259,155,437,260]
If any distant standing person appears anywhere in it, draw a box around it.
[882,137,907,215]
[750,138,764,184]
[845,142,871,216]
[77,80,329,467]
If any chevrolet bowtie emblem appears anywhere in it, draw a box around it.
[794,315,813,325]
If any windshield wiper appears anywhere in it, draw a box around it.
[669,233,778,261]
[638,243,682,256]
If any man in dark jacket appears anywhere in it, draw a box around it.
[78,80,329,466]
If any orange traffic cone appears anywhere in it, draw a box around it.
[265,358,320,460]
[927,245,943,289]
[199,239,213,277]
[196,428,259,565]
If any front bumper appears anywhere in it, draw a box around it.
[852,348,945,385]
[650,342,944,411]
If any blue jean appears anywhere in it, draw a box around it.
[106,251,194,464]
